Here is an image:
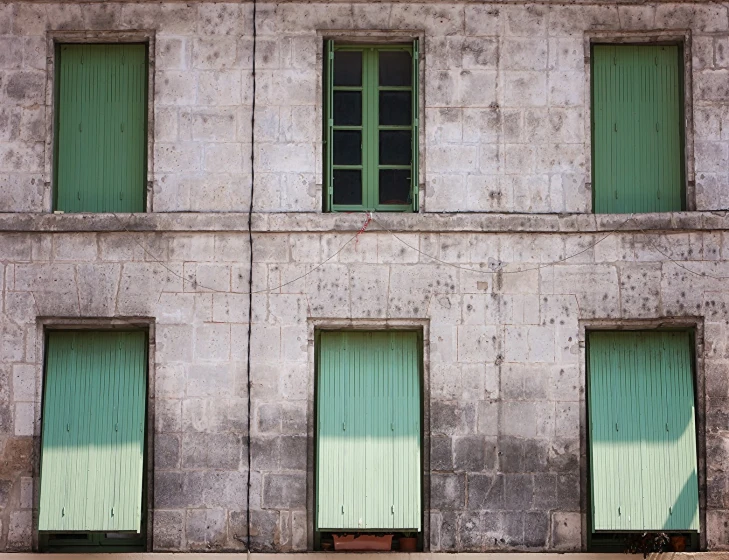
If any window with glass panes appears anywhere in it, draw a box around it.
[325,42,419,212]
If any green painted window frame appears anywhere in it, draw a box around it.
[324,41,419,213]
[590,43,686,214]
[313,330,424,543]
[38,329,149,553]
[585,329,701,548]
[53,43,149,213]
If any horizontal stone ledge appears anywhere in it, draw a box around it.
[0,211,727,234]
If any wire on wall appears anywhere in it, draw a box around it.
[113,210,729,300]
[246,0,257,551]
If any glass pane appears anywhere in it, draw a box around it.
[379,169,411,206]
[379,130,412,165]
[333,170,362,205]
[334,51,362,86]
[379,91,411,125]
[334,130,362,165]
[334,91,362,126]
[379,51,412,86]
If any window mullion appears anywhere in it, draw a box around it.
[366,48,380,211]
[359,50,368,210]
[371,49,380,211]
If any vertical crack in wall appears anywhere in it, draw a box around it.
[246,0,258,551]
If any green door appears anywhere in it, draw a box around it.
[39,331,147,532]
[592,45,683,213]
[588,331,699,532]
[317,331,421,530]
[55,44,147,213]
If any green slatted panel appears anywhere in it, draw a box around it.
[39,331,147,532]
[317,331,421,531]
[588,331,699,532]
[55,44,147,213]
[592,45,683,213]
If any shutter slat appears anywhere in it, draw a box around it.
[39,331,147,532]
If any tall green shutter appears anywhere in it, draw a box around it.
[411,39,419,211]
[317,331,421,531]
[325,40,334,212]
[592,45,683,213]
[55,44,147,213]
[39,331,147,532]
[588,331,699,532]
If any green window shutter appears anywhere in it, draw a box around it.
[411,39,419,212]
[317,331,421,531]
[592,45,683,214]
[326,44,417,213]
[55,44,147,213]
[588,331,699,532]
[325,39,334,212]
[39,331,147,532]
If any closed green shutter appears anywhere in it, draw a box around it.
[55,44,147,213]
[39,331,147,532]
[325,39,334,212]
[588,331,699,532]
[317,331,421,530]
[411,39,419,211]
[592,45,683,213]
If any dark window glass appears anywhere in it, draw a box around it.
[334,91,362,126]
[333,170,362,205]
[379,130,412,165]
[379,91,411,125]
[334,131,362,165]
[379,169,411,205]
[334,51,362,86]
[379,51,411,86]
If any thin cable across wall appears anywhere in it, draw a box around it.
[112,209,729,299]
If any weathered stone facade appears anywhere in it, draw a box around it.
[0,0,729,554]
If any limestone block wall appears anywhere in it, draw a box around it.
[0,0,728,554]
[0,224,728,551]
[0,2,728,212]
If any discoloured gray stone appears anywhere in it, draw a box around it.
[0,1,728,554]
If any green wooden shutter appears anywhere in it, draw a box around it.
[39,331,147,532]
[411,39,419,212]
[317,331,421,531]
[592,45,683,213]
[55,44,147,213]
[588,331,699,532]
[325,39,334,212]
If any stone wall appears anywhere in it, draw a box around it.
[1,226,729,551]
[0,0,728,554]
[1,2,728,213]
